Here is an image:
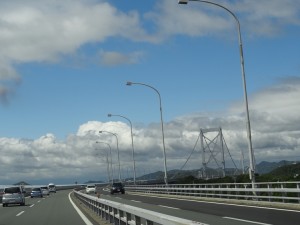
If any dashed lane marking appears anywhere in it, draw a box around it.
[16,211,25,217]
[223,217,272,225]
[158,205,180,210]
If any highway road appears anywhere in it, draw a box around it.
[2,187,300,225]
[0,190,92,225]
[95,186,300,225]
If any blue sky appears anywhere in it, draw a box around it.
[0,0,300,184]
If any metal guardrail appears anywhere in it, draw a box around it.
[73,190,204,225]
[125,181,300,204]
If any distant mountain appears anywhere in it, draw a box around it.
[14,181,30,186]
[84,180,104,184]
[137,169,200,181]
[256,160,299,174]
[269,162,300,177]
[137,167,240,181]
[135,160,300,182]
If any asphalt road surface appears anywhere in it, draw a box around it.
[94,186,300,225]
[2,187,300,225]
[0,190,92,225]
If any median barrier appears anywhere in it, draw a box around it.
[73,190,204,225]
[125,181,300,209]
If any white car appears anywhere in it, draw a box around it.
[48,183,56,193]
[41,186,50,195]
[85,185,96,194]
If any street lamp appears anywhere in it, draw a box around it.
[96,141,113,184]
[126,81,168,185]
[178,0,256,184]
[94,148,110,183]
[108,113,137,184]
[99,131,122,181]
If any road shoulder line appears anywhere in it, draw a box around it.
[68,192,93,225]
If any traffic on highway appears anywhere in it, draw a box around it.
[1,183,300,225]
[0,189,92,225]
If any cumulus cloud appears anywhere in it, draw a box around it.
[0,0,299,102]
[144,0,230,40]
[235,0,300,36]
[149,0,300,38]
[0,0,152,102]
[225,77,300,162]
[229,77,300,132]
[1,1,300,183]
[1,77,300,184]
[0,0,149,63]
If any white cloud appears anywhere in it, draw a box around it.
[2,78,300,183]
[147,0,232,39]
[235,0,300,36]
[0,0,151,101]
[224,77,300,162]
[229,77,300,132]
[0,1,148,64]
[0,1,300,184]
[0,0,299,102]
[150,0,300,38]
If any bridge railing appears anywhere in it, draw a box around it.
[73,190,203,225]
[125,181,300,204]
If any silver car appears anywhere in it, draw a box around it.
[41,186,50,196]
[2,186,25,207]
[30,187,43,198]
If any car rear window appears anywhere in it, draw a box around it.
[4,187,21,193]
[32,188,41,191]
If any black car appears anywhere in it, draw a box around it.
[110,182,125,194]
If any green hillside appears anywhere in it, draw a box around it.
[258,162,300,182]
[172,162,300,184]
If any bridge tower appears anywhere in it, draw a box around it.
[200,127,227,179]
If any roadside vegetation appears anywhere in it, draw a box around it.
[175,163,300,184]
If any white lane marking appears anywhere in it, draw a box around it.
[129,192,300,213]
[16,211,25,217]
[68,192,93,225]
[131,200,141,203]
[223,217,272,225]
[158,205,179,210]
[37,200,41,203]
[30,204,35,208]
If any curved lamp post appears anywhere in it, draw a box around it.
[99,131,121,182]
[96,141,113,184]
[178,0,255,184]
[126,81,168,185]
[108,113,137,184]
